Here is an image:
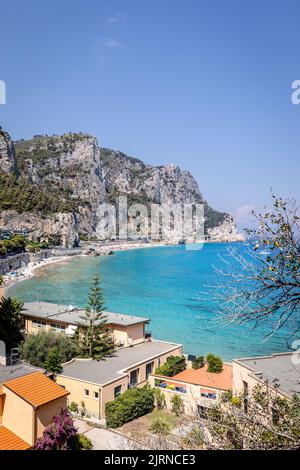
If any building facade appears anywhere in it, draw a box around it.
[233,352,300,402]
[149,363,233,417]
[57,340,182,420]
[0,370,69,450]
[21,302,150,348]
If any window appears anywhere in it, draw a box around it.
[146,362,154,379]
[83,389,89,398]
[130,369,139,386]
[201,391,217,400]
[51,323,66,333]
[32,320,45,328]
[93,391,99,400]
[114,385,122,398]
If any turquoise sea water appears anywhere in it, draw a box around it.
[7,243,292,360]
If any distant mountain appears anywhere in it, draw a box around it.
[0,130,243,246]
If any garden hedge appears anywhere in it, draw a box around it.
[105,386,155,428]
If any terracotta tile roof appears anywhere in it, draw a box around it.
[0,426,31,450]
[3,371,69,408]
[172,364,232,391]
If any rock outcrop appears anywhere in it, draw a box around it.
[0,129,17,174]
[207,216,245,242]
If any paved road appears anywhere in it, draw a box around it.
[74,419,134,450]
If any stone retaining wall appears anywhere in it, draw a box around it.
[0,248,82,275]
[0,253,30,276]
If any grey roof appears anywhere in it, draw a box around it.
[235,352,300,398]
[0,362,44,385]
[23,302,150,327]
[59,340,182,386]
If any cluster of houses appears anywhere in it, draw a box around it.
[0,299,299,449]
[0,227,29,240]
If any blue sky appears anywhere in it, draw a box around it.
[0,0,299,227]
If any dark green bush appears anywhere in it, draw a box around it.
[105,385,155,428]
[72,433,93,450]
[155,356,186,377]
[206,353,223,373]
[192,355,204,370]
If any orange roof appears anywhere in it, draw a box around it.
[0,426,31,450]
[3,371,69,408]
[172,364,232,391]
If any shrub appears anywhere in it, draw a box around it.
[154,388,166,410]
[35,409,78,450]
[73,433,93,450]
[68,402,79,414]
[192,356,204,370]
[182,427,204,449]
[230,396,242,408]
[171,394,184,416]
[44,346,62,375]
[19,330,75,367]
[105,385,155,428]
[155,356,186,377]
[80,401,86,418]
[206,353,223,373]
[149,415,171,435]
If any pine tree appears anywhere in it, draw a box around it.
[44,346,63,375]
[76,274,114,360]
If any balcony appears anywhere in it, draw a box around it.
[154,379,187,394]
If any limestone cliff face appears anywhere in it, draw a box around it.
[102,150,203,205]
[0,132,79,247]
[0,210,79,248]
[16,133,106,234]
[0,129,17,174]
[207,216,245,242]
[0,130,243,244]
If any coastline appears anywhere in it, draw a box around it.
[3,239,244,294]
[2,255,77,293]
[2,240,171,293]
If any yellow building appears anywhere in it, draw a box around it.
[0,369,69,450]
[57,340,182,421]
[21,302,150,348]
[149,363,233,417]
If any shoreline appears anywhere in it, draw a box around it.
[3,239,244,294]
[2,255,77,293]
[2,241,171,293]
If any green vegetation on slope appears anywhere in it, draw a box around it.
[0,174,73,215]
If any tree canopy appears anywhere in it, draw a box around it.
[212,196,300,341]
[20,330,75,367]
[0,297,24,352]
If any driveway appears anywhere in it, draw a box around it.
[74,419,135,450]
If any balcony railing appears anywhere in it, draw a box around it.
[155,379,187,394]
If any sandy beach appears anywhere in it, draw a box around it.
[2,255,76,291]
[1,240,174,292]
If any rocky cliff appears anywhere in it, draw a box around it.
[0,129,243,245]
[0,129,17,174]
